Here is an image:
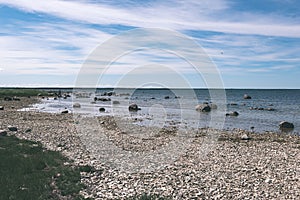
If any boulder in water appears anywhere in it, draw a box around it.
[129,104,140,111]
[243,94,252,99]
[61,110,69,114]
[0,106,4,110]
[73,103,81,108]
[112,100,120,105]
[99,107,105,112]
[0,130,7,136]
[279,121,294,129]
[195,104,211,112]
[226,111,239,116]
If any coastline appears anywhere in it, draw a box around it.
[1,97,300,199]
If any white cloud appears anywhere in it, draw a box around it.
[0,0,299,38]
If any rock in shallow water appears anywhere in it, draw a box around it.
[226,111,239,116]
[0,130,7,136]
[279,121,294,129]
[73,103,81,108]
[128,104,140,112]
[195,104,211,112]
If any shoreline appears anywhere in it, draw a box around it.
[1,97,300,199]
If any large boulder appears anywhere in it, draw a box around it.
[243,94,252,99]
[279,121,294,129]
[73,103,81,108]
[0,130,7,136]
[61,110,69,114]
[226,111,239,116]
[0,106,4,110]
[99,107,105,112]
[195,104,211,112]
[129,104,140,112]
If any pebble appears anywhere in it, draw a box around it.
[8,125,18,132]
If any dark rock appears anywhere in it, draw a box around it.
[164,96,170,99]
[226,111,239,116]
[61,110,69,114]
[266,108,275,111]
[73,103,81,108]
[97,97,111,102]
[0,130,7,136]
[4,96,12,101]
[0,106,4,110]
[99,107,105,112]
[129,104,140,112]
[229,103,238,106]
[8,126,18,132]
[243,94,252,99]
[279,121,294,129]
[54,97,58,100]
[195,104,211,112]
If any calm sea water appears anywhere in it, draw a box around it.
[25,89,300,134]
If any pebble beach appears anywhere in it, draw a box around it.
[1,97,300,199]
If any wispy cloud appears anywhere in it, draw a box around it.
[0,0,299,87]
[0,0,299,37]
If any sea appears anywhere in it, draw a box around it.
[22,89,300,134]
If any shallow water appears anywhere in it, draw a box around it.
[22,89,300,134]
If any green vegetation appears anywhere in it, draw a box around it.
[0,88,48,97]
[0,136,88,200]
[129,194,169,200]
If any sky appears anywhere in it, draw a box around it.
[0,0,299,88]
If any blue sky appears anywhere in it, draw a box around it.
[0,0,299,88]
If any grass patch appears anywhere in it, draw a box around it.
[0,88,48,97]
[0,136,87,200]
[129,194,169,200]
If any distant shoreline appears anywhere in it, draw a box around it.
[0,87,300,90]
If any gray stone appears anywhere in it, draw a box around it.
[112,101,120,105]
[73,103,81,108]
[210,104,218,109]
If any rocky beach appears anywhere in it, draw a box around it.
[1,97,300,199]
